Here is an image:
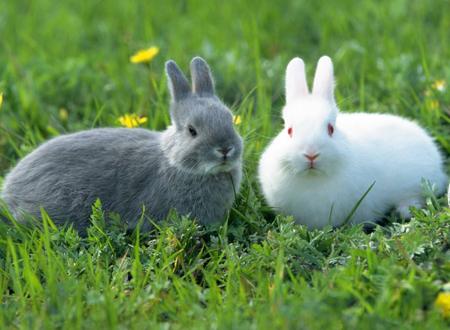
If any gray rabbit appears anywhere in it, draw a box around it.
[1,57,243,232]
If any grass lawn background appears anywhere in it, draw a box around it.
[0,0,449,328]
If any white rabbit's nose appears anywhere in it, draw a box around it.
[304,153,320,162]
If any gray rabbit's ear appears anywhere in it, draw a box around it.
[190,57,215,97]
[165,60,191,102]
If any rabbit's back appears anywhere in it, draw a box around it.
[338,112,447,195]
[2,128,163,229]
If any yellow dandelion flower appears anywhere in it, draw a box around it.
[130,46,159,64]
[429,100,440,110]
[118,114,148,128]
[432,79,446,92]
[59,108,69,122]
[233,115,242,125]
[435,292,450,317]
[0,93,3,109]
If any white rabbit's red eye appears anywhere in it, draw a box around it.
[327,123,334,137]
[287,127,293,137]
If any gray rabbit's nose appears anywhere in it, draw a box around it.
[215,146,234,159]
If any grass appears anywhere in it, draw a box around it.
[0,0,449,328]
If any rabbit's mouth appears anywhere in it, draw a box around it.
[204,160,239,175]
[284,159,326,176]
[300,166,327,177]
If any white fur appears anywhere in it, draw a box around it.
[258,56,448,229]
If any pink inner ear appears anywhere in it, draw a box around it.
[288,127,293,137]
[328,123,334,136]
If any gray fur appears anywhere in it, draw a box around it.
[1,57,243,232]
[190,57,215,96]
[166,60,191,102]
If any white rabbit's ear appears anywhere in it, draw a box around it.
[312,56,334,101]
[285,57,308,103]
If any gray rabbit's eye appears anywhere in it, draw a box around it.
[188,125,197,137]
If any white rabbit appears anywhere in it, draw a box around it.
[258,56,448,229]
